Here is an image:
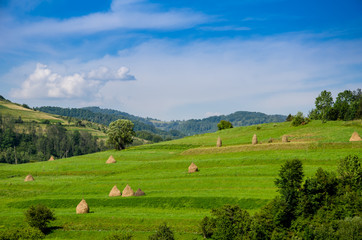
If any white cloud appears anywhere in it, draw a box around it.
[10,63,135,99]
[5,34,362,120]
[87,66,135,80]
[4,0,207,39]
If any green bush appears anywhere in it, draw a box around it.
[148,222,174,240]
[217,120,233,130]
[24,204,55,233]
[0,227,44,240]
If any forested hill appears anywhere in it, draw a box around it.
[37,106,287,136]
[35,106,184,141]
[153,111,287,135]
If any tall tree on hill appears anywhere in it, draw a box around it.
[314,90,334,122]
[107,119,135,150]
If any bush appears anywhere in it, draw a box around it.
[25,205,55,233]
[200,216,215,238]
[0,227,44,240]
[217,120,233,130]
[291,112,309,126]
[148,222,174,240]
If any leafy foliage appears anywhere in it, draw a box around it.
[107,119,135,150]
[310,89,361,121]
[291,112,310,126]
[0,227,45,240]
[201,155,361,239]
[24,205,55,233]
[217,120,233,130]
[0,115,105,164]
[148,222,174,240]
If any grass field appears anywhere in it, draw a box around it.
[0,100,107,139]
[0,120,361,239]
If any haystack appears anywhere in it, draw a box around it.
[188,162,198,173]
[109,185,121,197]
[349,132,361,142]
[135,188,145,196]
[48,156,55,161]
[24,174,34,182]
[252,134,258,145]
[122,184,135,197]
[106,155,116,164]
[216,136,222,147]
[76,199,89,214]
[282,135,289,143]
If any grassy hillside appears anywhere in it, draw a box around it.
[0,120,361,239]
[0,99,107,138]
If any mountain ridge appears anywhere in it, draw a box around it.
[36,106,287,136]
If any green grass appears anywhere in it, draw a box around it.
[0,120,361,239]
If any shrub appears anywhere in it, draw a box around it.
[24,205,55,233]
[0,227,44,240]
[200,216,215,238]
[148,222,174,240]
[291,112,310,126]
[217,120,233,130]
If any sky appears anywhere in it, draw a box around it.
[0,0,361,121]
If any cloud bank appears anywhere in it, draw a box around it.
[10,63,135,99]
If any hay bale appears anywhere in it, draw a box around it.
[122,184,135,197]
[48,156,55,161]
[109,185,121,197]
[135,188,145,196]
[188,162,198,173]
[106,155,116,164]
[216,136,222,147]
[282,135,289,143]
[76,199,89,214]
[252,134,258,145]
[350,132,361,141]
[24,174,34,182]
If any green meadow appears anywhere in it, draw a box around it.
[0,120,361,239]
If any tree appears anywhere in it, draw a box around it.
[107,119,135,150]
[25,205,55,233]
[274,159,304,227]
[314,90,334,122]
[217,120,233,130]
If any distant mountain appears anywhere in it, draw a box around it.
[153,111,287,135]
[37,106,287,136]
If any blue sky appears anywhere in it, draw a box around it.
[0,0,361,120]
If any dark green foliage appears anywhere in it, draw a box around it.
[217,120,233,130]
[285,114,293,122]
[0,227,44,240]
[310,88,361,121]
[337,154,361,191]
[274,159,303,227]
[148,222,174,240]
[24,205,55,233]
[200,205,251,239]
[107,119,135,150]
[0,115,105,164]
[105,232,133,240]
[200,216,215,238]
[291,112,310,126]
[200,155,361,239]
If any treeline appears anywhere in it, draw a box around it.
[35,106,185,142]
[200,155,361,239]
[155,111,286,135]
[309,89,361,121]
[0,114,106,164]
